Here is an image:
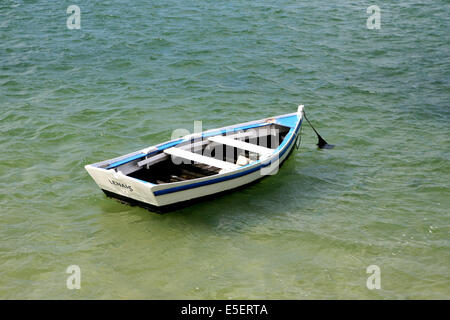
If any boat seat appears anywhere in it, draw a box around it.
[208,135,273,156]
[137,153,168,167]
[164,147,239,171]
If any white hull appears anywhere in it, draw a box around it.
[85,106,304,211]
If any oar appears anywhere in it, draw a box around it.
[303,110,334,149]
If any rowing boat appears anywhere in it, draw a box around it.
[85,105,305,212]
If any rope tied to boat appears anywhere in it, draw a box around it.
[296,125,302,149]
[303,110,334,149]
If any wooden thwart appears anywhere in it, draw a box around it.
[137,153,168,167]
[208,135,273,155]
[164,147,238,170]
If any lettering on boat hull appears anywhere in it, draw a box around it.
[108,179,133,192]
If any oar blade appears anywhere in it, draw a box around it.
[317,135,334,149]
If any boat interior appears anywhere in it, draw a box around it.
[110,123,291,184]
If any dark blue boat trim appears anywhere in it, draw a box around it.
[153,118,302,196]
[156,139,185,151]
[154,163,263,196]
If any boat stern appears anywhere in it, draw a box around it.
[84,164,158,207]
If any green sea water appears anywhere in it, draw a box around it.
[1,1,449,299]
